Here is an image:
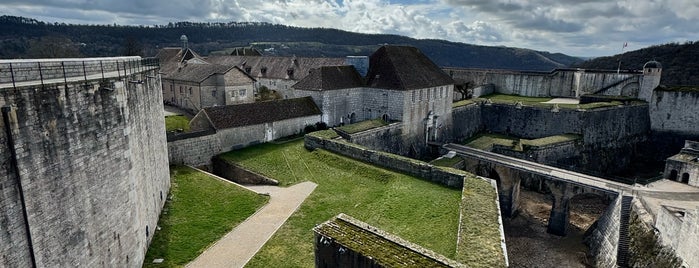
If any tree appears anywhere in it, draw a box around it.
[122,37,144,56]
[26,35,81,58]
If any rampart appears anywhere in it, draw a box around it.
[445,67,642,98]
[305,132,464,188]
[0,57,169,267]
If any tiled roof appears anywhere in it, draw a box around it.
[205,55,346,81]
[292,65,364,91]
[202,97,321,129]
[163,64,234,83]
[156,47,207,75]
[365,46,454,90]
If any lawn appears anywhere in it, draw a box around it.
[336,118,389,134]
[464,133,581,151]
[143,166,269,267]
[218,140,462,267]
[478,93,623,110]
[164,115,190,132]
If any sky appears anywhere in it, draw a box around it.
[2,0,699,57]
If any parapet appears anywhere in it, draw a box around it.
[0,57,159,89]
[313,213,465,268]
[682,140,699,155]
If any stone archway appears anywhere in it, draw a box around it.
[669,170,678,181]
[682,173,690,184]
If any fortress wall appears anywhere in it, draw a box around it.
[167,132,221,168]
[480,104,581,139]
[344,122,404,155]
[0,105,32,268]
[445,68,641,98]
[305,134,464,188]
[452,103,482,142]
[0,67,169,267]
[586,195,621,267]
[655,207,699,267]
[0,57,145,84]
[650,90,699,136]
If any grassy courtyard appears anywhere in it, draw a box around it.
[465,133,580,151]
[143,166,268,267]
[164,115,190,132]
[218,140,462,267]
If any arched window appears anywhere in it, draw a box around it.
[681,173,690,184]
[382,114,389,122]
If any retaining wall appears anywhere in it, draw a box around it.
[586,195,621,267]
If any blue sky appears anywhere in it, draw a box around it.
[2,0,699,57]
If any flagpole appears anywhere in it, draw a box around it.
[617,42,627,74]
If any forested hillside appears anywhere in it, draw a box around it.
[0,15,580,71]
[576,41,699,86]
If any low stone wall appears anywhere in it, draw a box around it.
[655,206,698,267]
[492,139,581,166]
[452,103,483,142]
[305,133,464,188]
[212,157,278,185]
[586,195,621,267]
[167,131,221,168]
[343,122,405,156]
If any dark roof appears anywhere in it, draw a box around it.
[163,64,233,82]
[293,65,364,91]
[205,55,346,81]
[156,47,207,75]
[202,97,321,129]
[365,46,454,90]
[230,47,262,56]
[644,60,662,69]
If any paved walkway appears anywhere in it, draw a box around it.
[186,181,317,268]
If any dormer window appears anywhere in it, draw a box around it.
[245,67,252,73]
[287,68,294,77]
[261,67,267,76]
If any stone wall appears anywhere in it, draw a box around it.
[445,68,642,98]
[655,206,699,267]
[167,130,221,168]
[586,194,621,267]
[344,122,405,156]
[452,103,482,142]
[211,157,278,185]
[305,133,464,188]
[650,90,699,136]
[491,139,581,166]
[0,61,169,267]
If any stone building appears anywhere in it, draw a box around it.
[189,97,321,150]
[292,45,454,157]
[161,63,256,112]
[664,140,699,186]
[206,55,348,99]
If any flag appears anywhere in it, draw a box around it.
[623,42,628,48]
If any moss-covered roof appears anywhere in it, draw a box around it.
[336,118,390,134]
[314,214,465,268]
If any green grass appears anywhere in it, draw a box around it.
[452,99,476,108]
[457,177,504,267]
[165,115,190,132]
[465,133,581,151]
[479,93,553,104]
[430,156,463,168]
[218,141,462,267]
[143,166,269,267]
[336,119,389,134]
[307,129,339,139]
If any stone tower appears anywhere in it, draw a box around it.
[180,34,188,52]
[639,60,662,102]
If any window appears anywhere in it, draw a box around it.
[440,87,444,98]
[287,68,294,77]
[432,88,436,99]
[179,86,182,93]
[261,67,267,76]
[212,90,217,97]
[245,67,251,73]
[170,84,174,92]
[419,90,423,101]
[239,89,246,97]
[412,91,416,102]
[189,87,192,95]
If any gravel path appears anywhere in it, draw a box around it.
[186,181,317,268]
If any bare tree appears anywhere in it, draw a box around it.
[26,35,81,58]
[122,37,144,56]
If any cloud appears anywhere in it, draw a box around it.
[1,0,699,57]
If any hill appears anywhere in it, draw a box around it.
[575,41,699,86]
[0,15,580,71]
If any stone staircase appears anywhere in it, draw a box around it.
[616,196,633,267]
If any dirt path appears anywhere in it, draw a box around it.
[185,181,317,268]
